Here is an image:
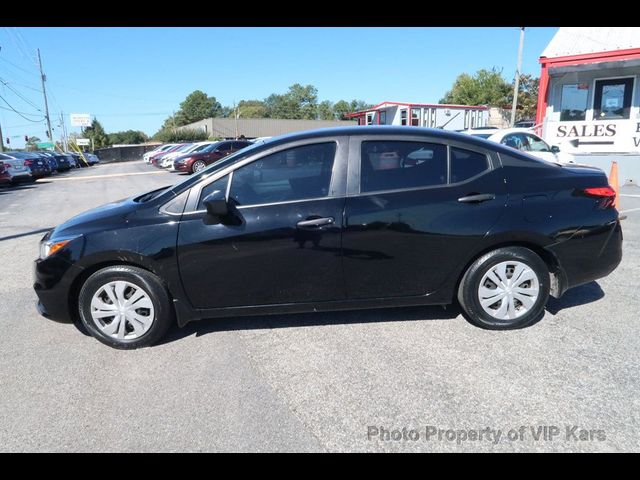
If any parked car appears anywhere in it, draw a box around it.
[0,152,33,183]
[173,140,252,174]
[34,126,623,349]
[67,152,89,168]
[514,120,535,128]
[7,151,50,178]
[149,144,185,166]
[51,153,74,172]
[144,144,176,163]
[159,142,214,170]
[154,143,194,168]
[83,152,100,165]
[0,158,11,185]
[483,129,575,164]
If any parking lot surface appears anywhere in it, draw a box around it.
[1,161,639,452]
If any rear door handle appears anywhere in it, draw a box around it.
[296,217,334,228]
[458,193,495,204]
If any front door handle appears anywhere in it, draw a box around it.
[296,217,334,228]
[458,193,496,204]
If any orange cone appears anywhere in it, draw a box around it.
[609,161,620,210]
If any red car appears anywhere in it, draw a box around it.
[0,160,11,185]
[173,140,252,174]
[148,143,185,166]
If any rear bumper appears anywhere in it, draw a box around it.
[547,217,623,295]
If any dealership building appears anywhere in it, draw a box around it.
[537,27,640,184]
[345,101,489,130]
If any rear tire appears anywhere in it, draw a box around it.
[457,247,549,330]
[78,265,174,349]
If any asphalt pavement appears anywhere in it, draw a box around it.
[0,161,639,452]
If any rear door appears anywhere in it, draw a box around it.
[342,135,508,300]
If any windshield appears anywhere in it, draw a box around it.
[189,143,213,153]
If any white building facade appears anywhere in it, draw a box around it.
[537,27,640,183]
[346,101,489,131]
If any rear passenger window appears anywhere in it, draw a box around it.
[450,148,489,183]
[360,141,447,193]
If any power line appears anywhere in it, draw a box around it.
[0,77,43,112]
[0,94,45,122]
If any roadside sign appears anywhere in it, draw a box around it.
[76,138,90,146]
[70,113,91,127]
[36,142,55,149]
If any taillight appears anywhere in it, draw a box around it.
[583,186,616,208]
[24,159,32,166]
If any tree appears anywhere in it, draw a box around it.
[440,68,512,107]
[25,136,41,151]
[332,100,352,120]
[108,130,149,145]
[174,90,222,126]
[264,84,318,119]
[317,100,335,120]
[83,119,110,149]
[513,74,539,120]
[237,100,268,118]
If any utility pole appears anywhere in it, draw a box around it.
[0,121,4,152]
[510,27,525,127]
[37,48,53,144]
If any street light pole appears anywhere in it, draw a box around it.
[510,27,525,127]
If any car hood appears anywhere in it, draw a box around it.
[51,194,142,240]
[174,152,205,161]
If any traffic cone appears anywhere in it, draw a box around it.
[609,161,620,210]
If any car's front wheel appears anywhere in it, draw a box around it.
[457,247,550,330]
[78,265,174,349]
[191,160,206,174]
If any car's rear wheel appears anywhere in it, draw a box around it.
[191,160,206,174]
[457,247,549,330]
[78,265,174,349]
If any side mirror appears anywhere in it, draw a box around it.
[202,189,228,217]
[551,145,561,153]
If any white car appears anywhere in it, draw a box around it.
[0,152,33,183]
[465,128,574,164]
[143,144,177,163]
[159,142,214,170]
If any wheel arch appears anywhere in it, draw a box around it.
[452,240,566,304]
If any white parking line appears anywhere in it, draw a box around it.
[621,194,640,198]
[46,171,168,182]
[620,207,640,214]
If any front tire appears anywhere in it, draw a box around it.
[457,247,549,330]
[78,265,174,349]
[191,160,206,174]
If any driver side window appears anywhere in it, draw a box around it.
[229,142,337,206]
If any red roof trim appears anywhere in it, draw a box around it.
[539,47,640,67]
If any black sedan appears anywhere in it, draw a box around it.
[7,151,50,178]
[34,126,622,349]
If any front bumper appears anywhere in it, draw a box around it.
[33,254,84,322]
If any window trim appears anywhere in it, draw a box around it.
[181,137,349,215]
[347,135,496,197]
[591,75,635,121]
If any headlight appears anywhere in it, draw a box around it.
[39,235,81,259]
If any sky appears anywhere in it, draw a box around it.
[0,27,558,149]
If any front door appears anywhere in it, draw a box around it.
[177,140,347,309]
[342,137,508,300]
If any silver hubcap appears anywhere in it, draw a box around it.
[478,261,540,320]
[90,281,155,340]
[193,161,205,172]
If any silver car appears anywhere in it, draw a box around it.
[0,152,33,183]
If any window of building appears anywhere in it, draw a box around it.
[430,108,437,128]
[400,109,407,126]
[560,83,589,121]
[229,143,336,206]
[360,141,447,193]
[379,110,387,125]
[464,110,470,129]
[366,113,374,125]
[411,108,420,126]
[450,147,489,183]
[593,77,634,120]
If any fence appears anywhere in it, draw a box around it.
[94,144,160,163]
